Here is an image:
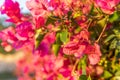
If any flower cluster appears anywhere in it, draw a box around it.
[95,0,120,14]
[0,0,120,80]
[0,0,22,23]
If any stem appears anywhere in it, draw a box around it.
[49,16,60,21]
[72,59,79,75]
[87,19,93,29]
[95,16,109,43]
[71,59,79,80]
[96,7,103,14]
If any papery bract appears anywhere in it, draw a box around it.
[63,40,86,58]
[35,16,45,29]
[33,41,50,56]
[0,0,22,23]
[0,0,116,79]
[26,0,49,17]
[63,30,90,58]
[85,43,102,65]
[95,0,120,14]
[16,21,34,40]
[44,32,56,45]
[0,27,18,46]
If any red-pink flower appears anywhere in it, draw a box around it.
[33,41,50,56]
[85,43,102,65]
[42,0,70,17]
[63,30,90,58]
[49,0,72,10]
[77,16,88,29]
[35,16,45,29]
[33,32,56,56]
[26,0,49,17]
[16,21,34,40]
[10,22,35,49]
[0,0,22,23]
[63,40,87,58]
[0,22,34,49]
[48,0,60,10]
[95,0,120,14]
[0,26,17,43]
[75,30,90,41]
[44,32,56,45]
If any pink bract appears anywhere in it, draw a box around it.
[16,22,34,39]
[95,0,120,14]
[35,16,45,29]
[0,0,22,23]
[1,0,115,79]
[85,43,102,65]
[26,0,49,17]
[63,40,86,58]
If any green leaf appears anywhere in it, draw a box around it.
[115,70,120,76]
[52,44,60,56]
[74,27,81,34]
[97,16,108,27]
[109,11,120,23]
[78,60,82,69]
[104,34,115,43]
[35,33,45,48]
[58,74,64,79]
[60,30,68,44]
[87,75,91,80]
[79,75,87,80]
[73,11,82,18]
[45,16,58,25]
[109,39,117,49]
[112,76,120,80]
[116,52,120,59]
[67,11,72,19]
[77,56,87,75]
[89,4,94,15]
[113,29,120,35]
[81,56,87,75]
[116,35,120,39]
[35,29,45,48]
[103,70,112,79]
[56,33,62,44]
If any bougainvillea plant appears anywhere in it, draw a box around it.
[0,0,120,80]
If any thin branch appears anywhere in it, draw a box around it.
[95,16,109,43]
[72,59,79,75]
[95,24,107,43]
[87,19,93,29]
